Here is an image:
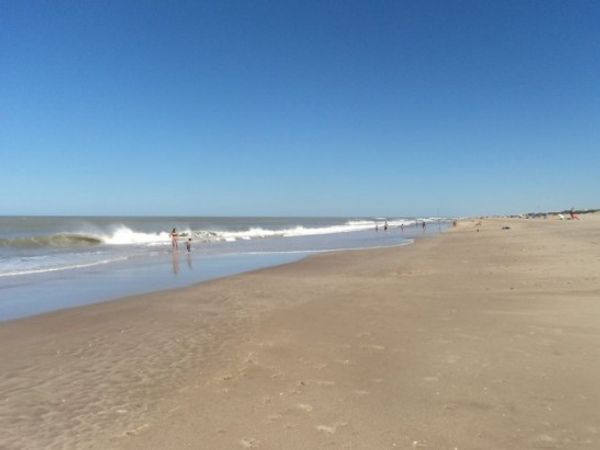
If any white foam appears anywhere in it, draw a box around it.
[1,218,433,250]
[94,219,417,245]
[0,256,129,278]
[210,219,417,242]
[100,226,172,245]
[16,219,427,247]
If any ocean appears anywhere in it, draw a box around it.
[0,216,444,321]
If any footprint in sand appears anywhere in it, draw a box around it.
[335,359,354,365]
[123,423,149,436]
[354,390,370,396]
[423,376,439,383]
[265,414,282,424]
[336,344,352,350]
[316,421,348,435]
[240,437,260,448]
[360,344,386,351]
[316,425,336,434]
[314,380,336,387]
[356,331,373,338]
[244,352,257,364]
[533,434,557,445]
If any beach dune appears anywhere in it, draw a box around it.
[1,215,599,449]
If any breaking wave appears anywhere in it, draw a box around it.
[0,234,103,249]
[0,219,420,249]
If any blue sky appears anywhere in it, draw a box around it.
[2,1,599,217]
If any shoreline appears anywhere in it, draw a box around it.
[1,216,599,449]
[0,234,430,329]
[0,226,430,322]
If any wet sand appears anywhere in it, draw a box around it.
[1,216,599,449]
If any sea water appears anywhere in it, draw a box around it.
[0,216,445,321]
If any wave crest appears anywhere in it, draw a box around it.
[0,219,425,249]
[0,234,103,249]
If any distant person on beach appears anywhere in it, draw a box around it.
[375,223,379,232]
[186,238,192,253]
[384,220,388,231]
[400,224,404,232]
[171,228,178,250]
[422,221,426,231]
[569,208,580,220]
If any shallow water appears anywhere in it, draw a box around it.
[0,216,446,321]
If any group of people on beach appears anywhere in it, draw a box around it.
[375,220,426,232]
[170,228,191,252]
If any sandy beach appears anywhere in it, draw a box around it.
[1,216,599,449]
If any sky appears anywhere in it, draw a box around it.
[1,0,599,217]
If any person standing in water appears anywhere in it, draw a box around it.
[384,220,388,231]
[171,228,178,250]
[422,221,426,231]
[186,238,192,253]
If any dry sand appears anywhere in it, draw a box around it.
[1,215,599,449]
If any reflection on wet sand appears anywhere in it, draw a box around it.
[171,251,179,275]
[171,251,194,275]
